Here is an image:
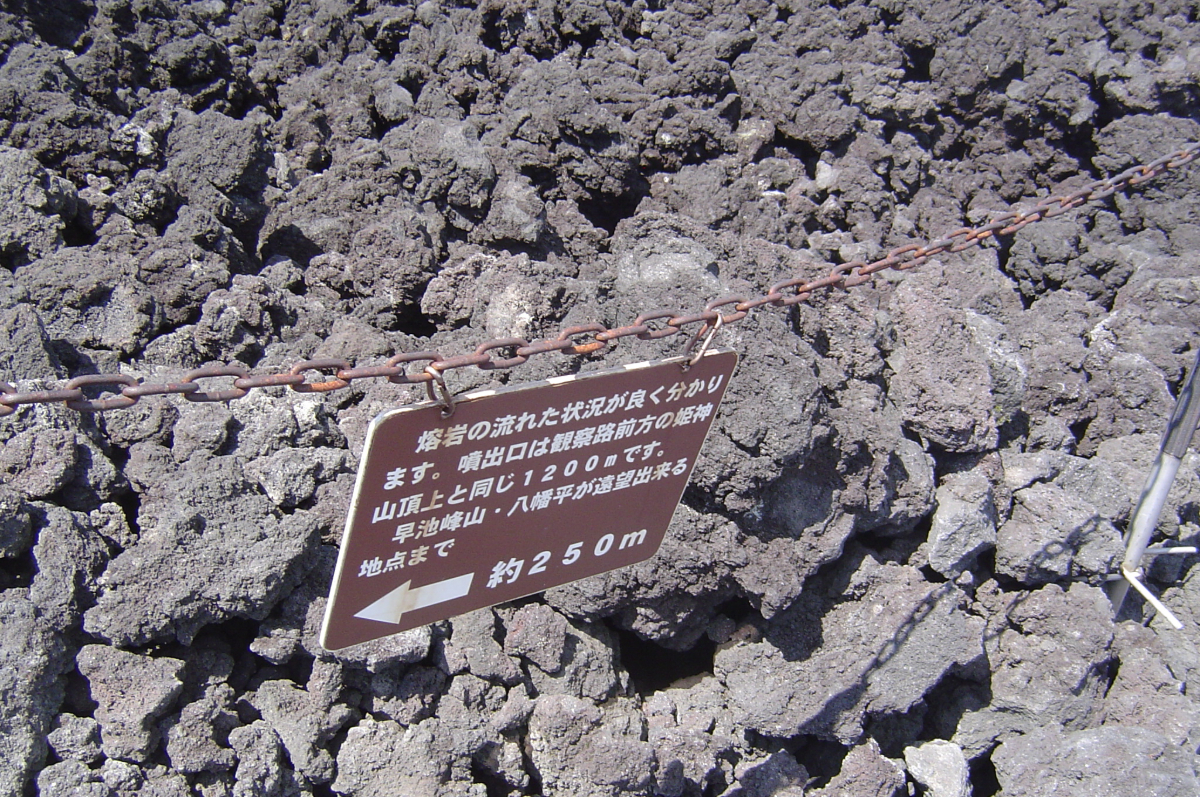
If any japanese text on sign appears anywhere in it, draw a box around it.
[321,350,738,650]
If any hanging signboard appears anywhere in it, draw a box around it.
[320,350,738,650]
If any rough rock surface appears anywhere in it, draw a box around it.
[808,739,905,797]
[953,582,1116,757]
[995,481,1124,585]
[716,556,984,743]
[75,645,185,763]
[1,1,1200,796]
[0,594,71,796]
[83,449,322,646]
[926,472,997,577]
[904,740,970,797]
[527,695,659,797]
[993,725,1200,797]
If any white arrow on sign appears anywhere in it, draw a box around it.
[354,573,475,625]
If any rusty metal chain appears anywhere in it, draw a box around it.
[2,142,1198,418]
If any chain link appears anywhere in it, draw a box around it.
[2,143,1197,416]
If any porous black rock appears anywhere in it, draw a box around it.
[1,1,1199,794]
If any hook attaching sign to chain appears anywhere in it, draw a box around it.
[425,365,456,418]
[684,315,724,371]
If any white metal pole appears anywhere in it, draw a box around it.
[1107,348,1200,620]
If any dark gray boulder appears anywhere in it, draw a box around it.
[0,593,71,796]
[993,725,1200,797]
[716,558,984,744]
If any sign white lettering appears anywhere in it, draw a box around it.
[321,350,737,650]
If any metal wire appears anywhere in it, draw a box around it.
[2,142,1197,417]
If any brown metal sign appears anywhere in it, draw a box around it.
[320,350,738,650]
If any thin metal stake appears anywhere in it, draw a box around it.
[1143,546,1198,556]
[1123,568,1184,630]
[1108,347,1200,622]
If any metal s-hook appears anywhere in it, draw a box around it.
[425,365,456,418]
[683,314,724,371]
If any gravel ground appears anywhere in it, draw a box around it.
[2,1,1200,796]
